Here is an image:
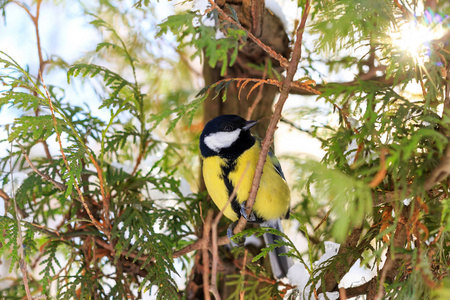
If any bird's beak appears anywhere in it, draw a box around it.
[243,120,258,131]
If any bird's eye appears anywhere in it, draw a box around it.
[224,125,234,132]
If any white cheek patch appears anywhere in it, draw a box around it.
[204,129,241,152]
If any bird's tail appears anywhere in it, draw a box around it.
[262,219,293,279]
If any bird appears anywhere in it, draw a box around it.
[199,114,292,279]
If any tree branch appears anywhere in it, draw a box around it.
[369,206,410,300]
[424,63,450,189]
[423,145,450,190]
[202,210,213,300]
[0,188,28,218]
[320,225,364,293]
[344,278,377,298]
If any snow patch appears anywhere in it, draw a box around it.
[265,0,289,29]
[403,197,413,206]
[339,259,375,289]
[287,242,341,299]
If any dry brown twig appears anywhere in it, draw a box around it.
[231,257,296,290]
[202,210,214,300]
[246,60,269,120]
[369,148,389,188]
[239,249,249,300]
[11,0,54,163]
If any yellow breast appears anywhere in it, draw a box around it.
[202,156,239,221]
[202,143,290,222]
[228,144,290,221]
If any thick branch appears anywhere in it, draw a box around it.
[424,63,450,189]
[320,225,364,293]
[423,145,450,190]
[369,206,410,300]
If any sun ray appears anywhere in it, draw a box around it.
[390,8,448,65]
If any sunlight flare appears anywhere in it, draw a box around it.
[390,11,448,64]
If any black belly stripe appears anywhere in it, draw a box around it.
[220,158,265,223]
[220,159,241,218]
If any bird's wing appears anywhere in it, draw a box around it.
[255,136,286,180]
[268,150,286,180]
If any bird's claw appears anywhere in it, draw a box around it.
[227,222,245,247]
[240,201,257,222]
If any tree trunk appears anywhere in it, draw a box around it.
[189,0,291,298]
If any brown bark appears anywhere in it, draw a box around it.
[319,226,364,293]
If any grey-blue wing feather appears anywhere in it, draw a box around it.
[255,137,286,180]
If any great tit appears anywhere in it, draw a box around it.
[199,114,292,278]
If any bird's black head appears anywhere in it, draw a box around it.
[199,114,257,159]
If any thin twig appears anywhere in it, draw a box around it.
[369,148,388,188]
[9,140,32,300]
[39,74,103,232]
[206,77,319,97]
[87,153,112,244]
[246,60,268,120]
[231,258,296,289]
[374,259,392,300]
[210,213,222,300]
[314,210,330,231]
[0,188,28,218]
[239,249,248,300]
[12,0,54,163]
[202,210,213,300]
[16,141,66,191]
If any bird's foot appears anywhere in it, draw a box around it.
[227,222,245,247]
[240,201,257,222]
